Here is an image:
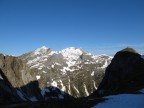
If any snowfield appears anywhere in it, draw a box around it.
[92,89,144,108]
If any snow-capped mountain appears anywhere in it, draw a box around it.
[19,46,112,97]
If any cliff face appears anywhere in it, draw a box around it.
[0,54,34,87]
[96,48,144,96]
[0,54,35,103]
[0,54,73,104]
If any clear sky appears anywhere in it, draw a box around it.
[0,0,144,56]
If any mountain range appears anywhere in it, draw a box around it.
[0,46,144,108]
[19,46,112,97]
[0,46,112,103]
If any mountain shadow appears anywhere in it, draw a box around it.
[0,68,24,104]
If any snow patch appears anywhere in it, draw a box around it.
[41,88,50,96]
[16,89,26,101]
[0,75,3,80]
[60,66,79,74]
[38,67,42,70]
[51,81,57,87]
[55,62,61,66]
[61,47,83,60]
[66,60,77,67]
[60,80,66,91]
[91,71,95,76]
[42,71,47,73]
[60,47,83,67]
[101,60,108,68]
[51,64,54,68]
[92,93,144,108]
[36,75,41,80]
[93,80,97,89]
[34,46,48,55]
[73,85,80,95]
[84,84,89,96]
[49,51,58,56]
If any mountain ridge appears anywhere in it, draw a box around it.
[19,46,112,97]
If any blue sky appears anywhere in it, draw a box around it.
[0,0,144,56]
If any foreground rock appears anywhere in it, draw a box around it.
[93,48,144,96]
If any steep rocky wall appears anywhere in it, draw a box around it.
[0,54,34,87]
[96,48,144,96]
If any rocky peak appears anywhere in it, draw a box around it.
[120,47,138,54]
[34,46,51,55]
[60,47,86,60]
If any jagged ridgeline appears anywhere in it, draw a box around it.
[19,46,112,97]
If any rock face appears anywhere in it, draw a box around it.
[0,54,34,87]
[19,46,112,97]
[0,54,34,103]
[96,48,144,96]
[0,54,71,104]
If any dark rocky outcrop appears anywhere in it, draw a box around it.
[0,54,37,103]
[94,48,144,96]
[0,68,23,104]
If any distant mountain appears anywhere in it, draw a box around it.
[19,46,112,97]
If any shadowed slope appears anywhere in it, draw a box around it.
[91,48,144,97]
